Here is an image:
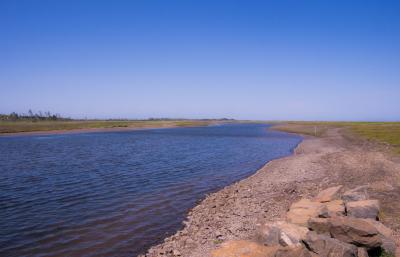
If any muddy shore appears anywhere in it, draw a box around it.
[140,127,400,257]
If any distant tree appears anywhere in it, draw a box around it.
[9,112,19,121]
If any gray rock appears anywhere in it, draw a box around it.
[346,200,380,220]
[342,186,369,202]
[303,231,357,257]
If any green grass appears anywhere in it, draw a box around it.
[0,120,220,134]
[273,121,400,154]
[347,123,400,153]
[271,122,329,137]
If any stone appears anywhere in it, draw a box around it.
[362,219,392,238]
[318,200,346,218]
[308,218,331,235]
[274,245,312,257]
[362,219,396,255]
[278,222,309,247]
[328,216,382,249]
[291,198,323,209]
[303,231,357,257]
[172,249,181,256]
[346,200,380,220]
[357,247,369,257]
[256,221,309,247]
[287,199,322,226]
[314,186,343,202]
[211,240,279,257]
[256,223,281,246]
[342,186,369,202]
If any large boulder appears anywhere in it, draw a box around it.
[211,240,279,257]
[318,200,346,218]
[314,186,343,203]
[328,216,382,249]
[256,221,309,247]
[287,199,322,226]
[342,186,369,202]
[303,231,358,257]
[362,219,397,256]
[346,200,380,220]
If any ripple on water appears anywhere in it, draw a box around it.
[0,124,302,256]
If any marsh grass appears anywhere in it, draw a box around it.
[0,120,217,134]
[274,121,400,154]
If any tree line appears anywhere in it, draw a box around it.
[0,110,70,121]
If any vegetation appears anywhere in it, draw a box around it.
[0,110,69,122]
[0,111,234,134]
[273,121,400,154]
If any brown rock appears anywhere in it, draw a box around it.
[287,199,322,226]
[328,216,382,249]
[308,218,331,235]
[211,240,279,257]
[342,186,369,202]
[362,219,396,255]
[361,219,392,238]
[256,221,309,247]
[318,200,346,218]
[346,200,380,220]
[303,231,357,257]
[314,186,343,203]
[291,198,323,209]
[278,222,309,247]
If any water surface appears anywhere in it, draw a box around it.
[0,124,302,256]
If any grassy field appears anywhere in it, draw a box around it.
[0,120,220,134]
[273,121,400,154]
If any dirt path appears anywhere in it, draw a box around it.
[140,127,400,257]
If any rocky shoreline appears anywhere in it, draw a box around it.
[212,185,397,256]
[140,127,400,257]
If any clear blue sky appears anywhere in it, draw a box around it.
[1,0,399,121]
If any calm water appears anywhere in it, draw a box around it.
[0,124,302,257]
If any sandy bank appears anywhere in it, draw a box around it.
[140,127,400,257]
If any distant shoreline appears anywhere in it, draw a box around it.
[0,125,176,137]
[0,120,231,137]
